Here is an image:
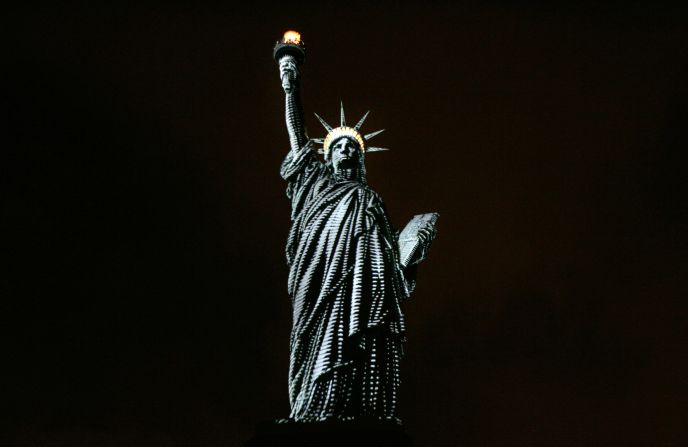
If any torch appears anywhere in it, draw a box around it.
[273,30,305,94]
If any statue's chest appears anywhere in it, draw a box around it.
[299,184,369,238]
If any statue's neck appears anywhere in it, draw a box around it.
[334,167,358,182]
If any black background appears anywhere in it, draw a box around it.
[4,2,687,446]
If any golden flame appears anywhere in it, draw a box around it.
[282,30,302,45]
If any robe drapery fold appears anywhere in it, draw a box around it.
[280,143,412,421]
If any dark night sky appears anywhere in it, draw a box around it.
[4,3,687,446]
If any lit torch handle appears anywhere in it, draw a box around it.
[279,54,298,94]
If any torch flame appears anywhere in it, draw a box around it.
[282,30,302,45]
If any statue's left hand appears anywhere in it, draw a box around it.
[418,223,437,244]
[415,224,437,261]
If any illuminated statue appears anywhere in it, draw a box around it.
[274,32,437,423]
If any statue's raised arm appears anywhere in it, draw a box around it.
[274,32,307,154]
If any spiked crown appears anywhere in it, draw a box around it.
[312,102,389,156]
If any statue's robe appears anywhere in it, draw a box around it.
[280,143,415,421]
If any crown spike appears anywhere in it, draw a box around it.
[340,101,346,127]
[364,129,385,140]
[366,146,390,152]
[354,111,370,131]
[314,113,333,133]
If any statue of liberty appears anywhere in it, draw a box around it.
[274,32,438,424]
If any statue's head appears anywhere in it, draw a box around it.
[329,136,364,180]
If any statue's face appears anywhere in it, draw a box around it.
[330,137,361,173]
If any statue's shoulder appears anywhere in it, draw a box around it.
[280,146,325,181]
